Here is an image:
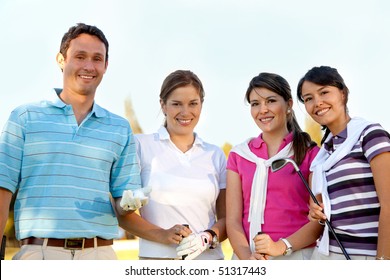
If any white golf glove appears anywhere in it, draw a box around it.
[120,188,149,211]
[176,232,210,260]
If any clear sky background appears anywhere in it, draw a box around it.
[1,0,389,147]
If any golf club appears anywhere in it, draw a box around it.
[271,157,351,260]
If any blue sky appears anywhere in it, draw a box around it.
[1,0,389,146]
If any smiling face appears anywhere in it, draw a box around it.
[301,81,348,134]
[161,84,202,137]
[56,33,108,98]
[249,87,291,136]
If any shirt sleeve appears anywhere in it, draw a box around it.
[217,148,227,190]
[0,108,26,193]
[362,124,390,162]
[110,125,141,198]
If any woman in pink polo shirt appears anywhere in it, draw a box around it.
[226,72,323,260]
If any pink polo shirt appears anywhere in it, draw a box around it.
[227,133,319,242]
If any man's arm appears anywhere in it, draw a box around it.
[0,188,13,239]
[114,197,136,216]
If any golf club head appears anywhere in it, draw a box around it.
[271,157,300,172]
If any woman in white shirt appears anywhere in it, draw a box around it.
[119,70,227,260]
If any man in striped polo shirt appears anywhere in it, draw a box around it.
[0,23,142,260]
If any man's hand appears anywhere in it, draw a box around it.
[176,232,210,260]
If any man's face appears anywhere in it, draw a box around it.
[57,33,108,96]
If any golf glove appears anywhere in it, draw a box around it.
[120,189,149,211]
[176,232,210,260]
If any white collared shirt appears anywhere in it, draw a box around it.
[135,126,226,259]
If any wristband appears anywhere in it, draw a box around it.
[204,229,219,249]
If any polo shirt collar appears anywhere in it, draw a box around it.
[50,88,106,118]
[333,127,348,142]
[324,127,348,152]
[157,126,204,147]
[251,132,293,149]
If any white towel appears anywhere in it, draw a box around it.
[310,117,372,255]
[232,139,293,252]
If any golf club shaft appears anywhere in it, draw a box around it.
[297,171,351,260]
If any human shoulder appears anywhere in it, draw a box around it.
[360,123,390,160]
[12,88,63,114]
[195,134,225,155]
[93,103,133,133]
[308,143,320,155]
[94,104,128,123]
[200,139,223,151]
[136,126,167,141]
[7,99,51,122]
[230,137,258,154]
[197,139,227,171]
[134,131,159,144]
[304,144,320,166]
[361,123,390,138]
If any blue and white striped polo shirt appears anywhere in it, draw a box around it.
[324,123,390,256]
[0,89,141,240]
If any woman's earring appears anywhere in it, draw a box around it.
[287,109,291,113]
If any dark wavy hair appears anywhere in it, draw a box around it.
[246,72,317,166]
[296,66,349,144]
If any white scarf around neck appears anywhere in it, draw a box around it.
[310,117,372,255]
[232,138,293,252]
